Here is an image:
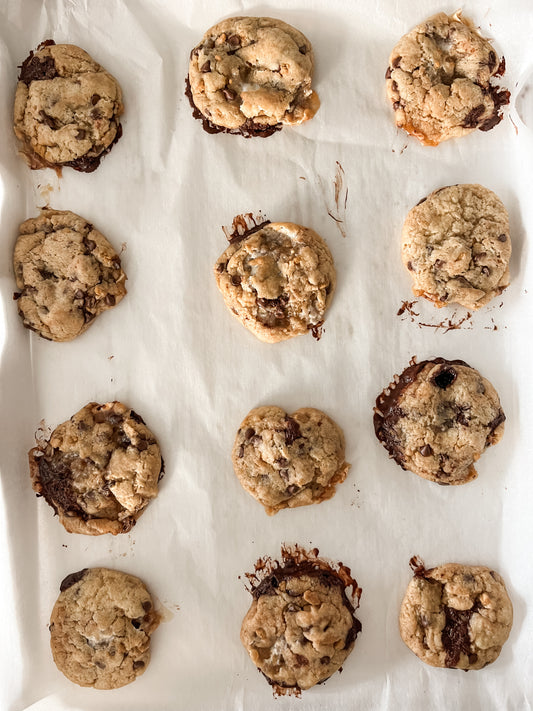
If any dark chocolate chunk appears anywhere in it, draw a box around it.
[432,367,457,390]
[487,410,505,435]
[442,606,475,668]
[407,261,414,271]
[231,274,242,286]
[19,51,58,85]
[104,294,116,306]
[228,35,240,47]
[200,61,211,73]
[419,444,433,457]
[133,660,145,670]
[462,104,485,128]
[385,66,392,79]
[392,56,401,68]
[299,45,307,55]
[75,129,86,140]
[39,111,60,130]
[244,428,255,440]
[60,568,88,592]
[223,88,237,101]
[91,93,101,105]
[284,416,302,446]
[129,409,146,425]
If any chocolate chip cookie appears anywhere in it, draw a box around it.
[215,221,336,342]
[241,551,362,691]
[50,567,160,688]
[232,406,349,515]
[374,358,505,485]
[187,16,319,137]
[399,558,513,670]
[386,12,510,145]
[13,209,126,342]
[402,184,511,310]
[14,40,123,172]
[29,402,162,535]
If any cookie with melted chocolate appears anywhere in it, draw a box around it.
[374,358,505,485]
[29,402,162,535]
[399,560,513,670]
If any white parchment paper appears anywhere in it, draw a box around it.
[1,1,533,709]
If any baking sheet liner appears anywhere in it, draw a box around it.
[1,0,533,709]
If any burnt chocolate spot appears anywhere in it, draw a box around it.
[432,367,457,390]
[442,606,475,668]
[60,568,88,592]
[284,416,302,446]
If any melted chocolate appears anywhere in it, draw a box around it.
[63,123,123,173]
[184,76,281,138]
[442,606,476,668]
[374,358,471,466]
[60,568,88,592]
[19,40,57,84]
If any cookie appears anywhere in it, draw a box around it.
[29,402,162,535]
[241,552,361,691]
[187,16,319,137]
[14,40,123,172]
[50,567,160,688]
[374,358,505,485]
[214,221,336,342]
[399,558,513,670]
[13,209,127,342]
[386,12,510,145]
[232,406,349,515]
[402,184,511,310]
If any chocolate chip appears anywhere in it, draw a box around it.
[391,80,398,92]
[75,129,86,140]
[84,239,96,251]
[299,45,307,55]
[230,274,241,286]
[95,661,106,669]
[498,234,507,242]
[238,445,244,458]
[60,569,88,592]
[137,439,148,451]
[455,406,470,427]
[385,67,392,79]
[432,367,457,390]
[133,660,145,670]
[279,469,289,482]
[276,457,288,467]
[94,410,107,423]
[407,261,414,271]
[434,259,444,269]
[286,485,299,495]
[39,110,60,129]
[392,56,401,68]
[13,292,21,300]
[284,416,302,446]
[294,654,309,667]
[142,600,152,611]
[91,108,102,119]
[19,52,58,84]
[223,88,236,101]
[105,294,116,306]
[200,61,211,73]
[419,444,433,456]
[131,619,141,629]
[216,262,226,273]
[393,101,400,110]
[416,196,427,206]
[228,35,240,47]
[487,410,505,434]
[320,656,331,664]
[480,266,490,276]
[129,410,146,425]
[442,606,475,668]
[488,51,497,73]
[91,93,101,105]
[74,289,84,299]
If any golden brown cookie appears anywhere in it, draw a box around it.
[50,567,160,688]
[14,40,123,172]
[29,402,162,535]
[187,16,319,137]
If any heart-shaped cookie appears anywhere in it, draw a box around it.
[232,406,350,514]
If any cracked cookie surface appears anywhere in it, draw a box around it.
[13,209,126,342]
[241,559,361,690]
[386,12,509,145]
[29,402,162,535]
[14,40,123,172]
[188,16,319,136]
[402,184,511,310]
[50,567,160,688]
[374,358,505,485]
[399,561,513,670]
[232,406,349,515]
[214,222,335,342]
